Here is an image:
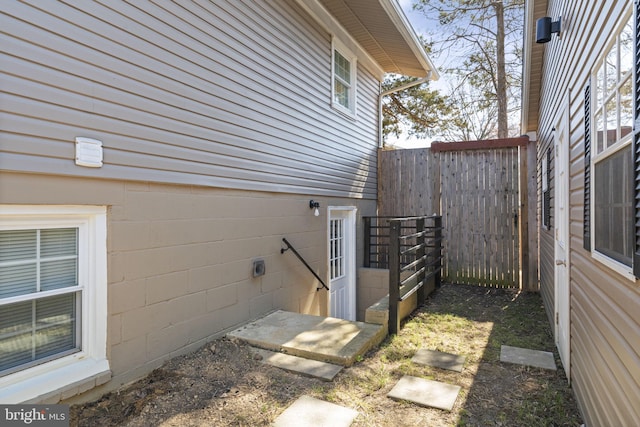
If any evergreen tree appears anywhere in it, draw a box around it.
[413,0,523,140]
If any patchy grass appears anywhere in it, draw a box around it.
[396,284,582,426]
[72,283,582,426]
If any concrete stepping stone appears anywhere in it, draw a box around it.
[252,348,343,381]
[387,375,460,411]
[412,349,466,372]
[500,345,556,370]
[273,395,358,427]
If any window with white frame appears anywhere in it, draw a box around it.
[0,206,108,403]
[332,38,357,116]
[0,227,81,375]
[590,12,634,267]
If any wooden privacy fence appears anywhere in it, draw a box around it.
[378,137,537,291]
[439,146,519,287]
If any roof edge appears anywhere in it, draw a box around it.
[521,0,548,134]
[295,0,387,79]
[521,0,534,134]
[380,0,440,80]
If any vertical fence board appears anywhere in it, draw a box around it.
[378,148,439,217]
[379,140,525,288]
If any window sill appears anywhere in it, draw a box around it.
[592,251,637,282]
[0,354,111,404]
[331,103,357,120]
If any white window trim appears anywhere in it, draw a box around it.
[589,9,635,282]
[0,205,109,403]
[590,139,636,281]
[591,251,636,282]
[331,37,357,118]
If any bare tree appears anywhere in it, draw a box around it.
[439,82,498,141]
[414,0,524,139]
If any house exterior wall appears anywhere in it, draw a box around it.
[0,0,385,403]
[357,267,389,320]
[1,0,378,198]
[0,171,376,402]
[529,1,640,424]
[538,143,554,326]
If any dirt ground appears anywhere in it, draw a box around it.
[71,284,583,426]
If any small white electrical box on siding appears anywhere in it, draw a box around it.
[75,137,103,168]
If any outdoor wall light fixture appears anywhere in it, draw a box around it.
[309,200,320,216]
[536,16,561,43]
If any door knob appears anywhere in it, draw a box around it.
[555,259,566,266]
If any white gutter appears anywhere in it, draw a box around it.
[379,72,432,148]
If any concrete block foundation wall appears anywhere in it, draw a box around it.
[0,172,376,402]
[357,268,389,320]
[358,267,438,327]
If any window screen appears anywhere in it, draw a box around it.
[0,228,80,375]
[594,146,633,265]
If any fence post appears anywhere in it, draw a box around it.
[389,220,401,335]
[416,217,426,305]
[364,216,371,268]
[435,216,442,289]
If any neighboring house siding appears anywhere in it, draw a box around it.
[1,0,378,198]
[532,1,640,425]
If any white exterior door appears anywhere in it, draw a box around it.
[328,207,356,320]
[554,103,571,381]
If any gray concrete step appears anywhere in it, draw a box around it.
[252,348,343,381]
[227,310,386,367]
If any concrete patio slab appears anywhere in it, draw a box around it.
[500,345,557,370]
[387,375,461,411]
[227,310,386,366]
[273,395,358,427]
[412,349,466,372]
[252,348,343,381]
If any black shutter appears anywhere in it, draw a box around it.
[633,0,640,277]
[584,83,591,251]
[544,147,551,228]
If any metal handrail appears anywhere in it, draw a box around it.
[280,238,329,291]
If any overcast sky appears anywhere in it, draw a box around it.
[387,1,439,147]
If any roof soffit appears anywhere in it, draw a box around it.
[522,0,549,133]
[299,0,438,79]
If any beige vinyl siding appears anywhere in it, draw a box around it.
[0,170,377,402]
[532,0,640,424]
[1,0,378,199]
